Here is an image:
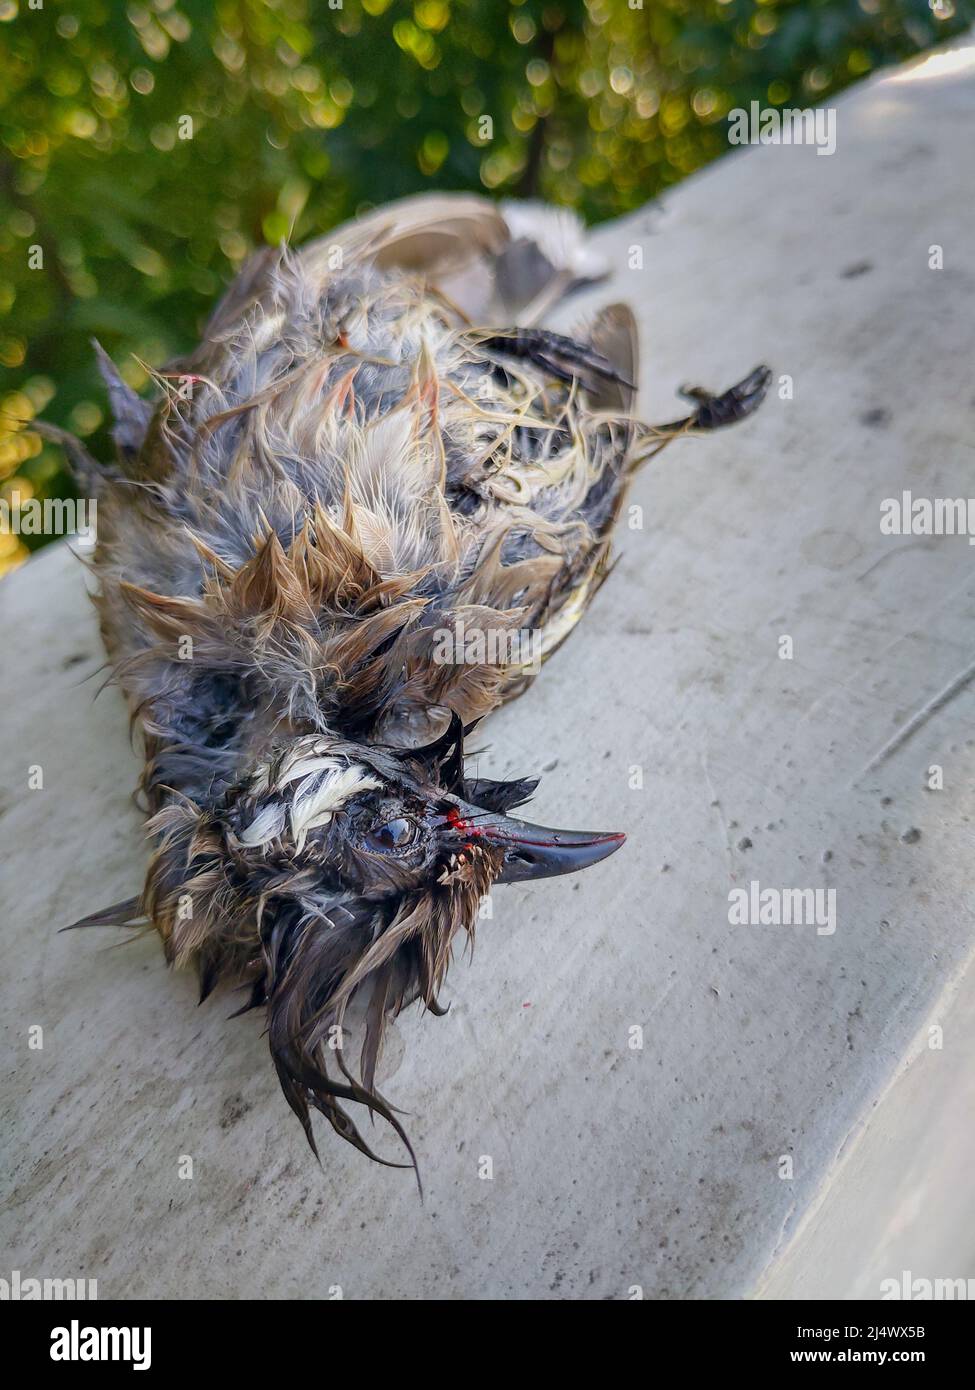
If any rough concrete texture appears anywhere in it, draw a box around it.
[2,40,975,1300]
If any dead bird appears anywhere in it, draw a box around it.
[50,194,769,1174]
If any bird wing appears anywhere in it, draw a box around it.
[301,191,509,285]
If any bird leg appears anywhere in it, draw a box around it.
[629,364,771,466]
[480,328,635,391]
[656,364,772,433]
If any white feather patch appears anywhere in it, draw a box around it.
[277,755,341,788]
[237,802,287,848]
[290,763,381,853]
[500,200,606,281]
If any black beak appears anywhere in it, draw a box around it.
[442,801,626,883]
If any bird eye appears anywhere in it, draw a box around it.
[364,816,419,853]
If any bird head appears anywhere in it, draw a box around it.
[219,714,625,897]
[143,714,624,1173]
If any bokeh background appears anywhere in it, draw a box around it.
[1,0,970,575]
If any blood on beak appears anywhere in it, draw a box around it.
[442,803,626,883]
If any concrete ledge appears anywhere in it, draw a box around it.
[2,38,975,1299]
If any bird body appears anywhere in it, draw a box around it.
[54,194,768,1170]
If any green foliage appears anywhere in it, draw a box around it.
[0,0,970,567]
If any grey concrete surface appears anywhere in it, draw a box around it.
[759,940,975,1300]
[2,39,975,1300]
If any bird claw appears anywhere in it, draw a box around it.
[677,364,772,430]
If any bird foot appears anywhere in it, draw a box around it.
[675,364,772,431]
